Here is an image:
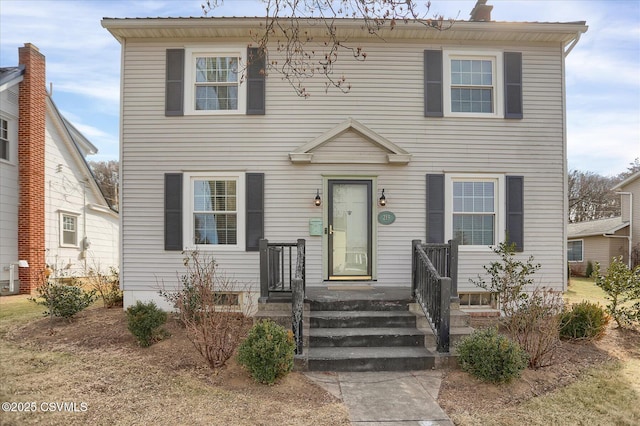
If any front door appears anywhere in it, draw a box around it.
[328,180,372,280]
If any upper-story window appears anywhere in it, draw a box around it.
[0,118,8,161]
[450,59,494,113]
[443,51,503,118]
[195,56,239,111]
[60,212,79,247]
[184,48,247,115]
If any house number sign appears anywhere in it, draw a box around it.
[377,211,396,225]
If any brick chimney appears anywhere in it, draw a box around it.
[470,0,493,22]
[18,43,46,294]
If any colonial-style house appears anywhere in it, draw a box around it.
[103,2,586,368]
[0,43,119,295]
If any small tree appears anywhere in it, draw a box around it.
[471,242,563,368]
[593,257,640,328]
[160,251,253,369]
[471,241,541,318]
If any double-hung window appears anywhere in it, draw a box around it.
[567,240,583,262]
[184,172,246,250]
[445,174,505,249]
[59,212,79,247]
[0,118,8,161]
[184,48,247,115]
[443,50,503,118]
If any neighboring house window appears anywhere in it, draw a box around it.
[0,118,8,161]
[567,240,583,262]
[184,172,246,250]
[443,50,504,118]
[60,212,79,247]
[445,174,505,249]
[184,48,247,115]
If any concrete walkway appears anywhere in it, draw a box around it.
[305,370,454,425]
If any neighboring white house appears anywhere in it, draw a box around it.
[0,43,119,295]
[102,3,587,310]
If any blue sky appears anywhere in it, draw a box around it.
[1,0,638,176]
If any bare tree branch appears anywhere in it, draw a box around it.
[203,0,456,97]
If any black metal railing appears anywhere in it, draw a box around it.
[259,238,306,354]
[411,239,459,353]
[259,239,306,300]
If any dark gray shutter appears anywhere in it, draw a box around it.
[504,52,523,119]
[246,173,264,251]
[165,49,185,116]
[426,174,445,243]
[506,176,524,252]
[246,48,266,115]
[424,50,443,117]
[165,173,183,251]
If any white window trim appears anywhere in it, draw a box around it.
[183,172,246,251]
[184,46,247,116]
[444,173,505,252]
[567,239,584,263]
[443,49,504,118]
[59,211,80,248]
[0,115,14,164]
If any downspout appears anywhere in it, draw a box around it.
[616,192,633,268]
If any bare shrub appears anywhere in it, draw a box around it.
[88,266,122,308]
[507,287,564,368]
[161,251,253,369]
[472,242,564,369]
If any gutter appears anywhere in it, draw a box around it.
[616,192,633,268]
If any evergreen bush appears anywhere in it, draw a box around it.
[126,301,168,347]
[560,301,609,340]
[456,327,529,384]
[237,320,295,384]
[30,281,96,320]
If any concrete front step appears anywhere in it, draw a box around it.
[307,346,435,372]
[309,299,411,312]
[310,327,425,347]
[310,310,417,328]
[451,309,471,328]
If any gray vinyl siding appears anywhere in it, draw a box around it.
[120,39,567,293]
[0,87,19,286]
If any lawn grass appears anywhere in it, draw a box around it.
[453,360,640,425]
[564,276,608,306]
[0,295,44,337]
[450,276,640,424]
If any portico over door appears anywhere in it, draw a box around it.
[327,180,372,280]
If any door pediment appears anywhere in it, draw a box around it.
[289,118,412,164]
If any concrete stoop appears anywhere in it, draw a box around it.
[256,294,473,372]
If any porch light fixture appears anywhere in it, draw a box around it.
[314,189,322,206]
[379,189,386,206]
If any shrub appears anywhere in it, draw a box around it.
[594,257,640,328]
[126,301,168,347]
[508,287,564,368]
[160,251,252,369]
[560,301,609,340]
[456,327,529,384]
[88,266,122,308]
[29,280,96,320]
[237,319,295,384]
[585,261,594,279]
[471,242,563,368]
